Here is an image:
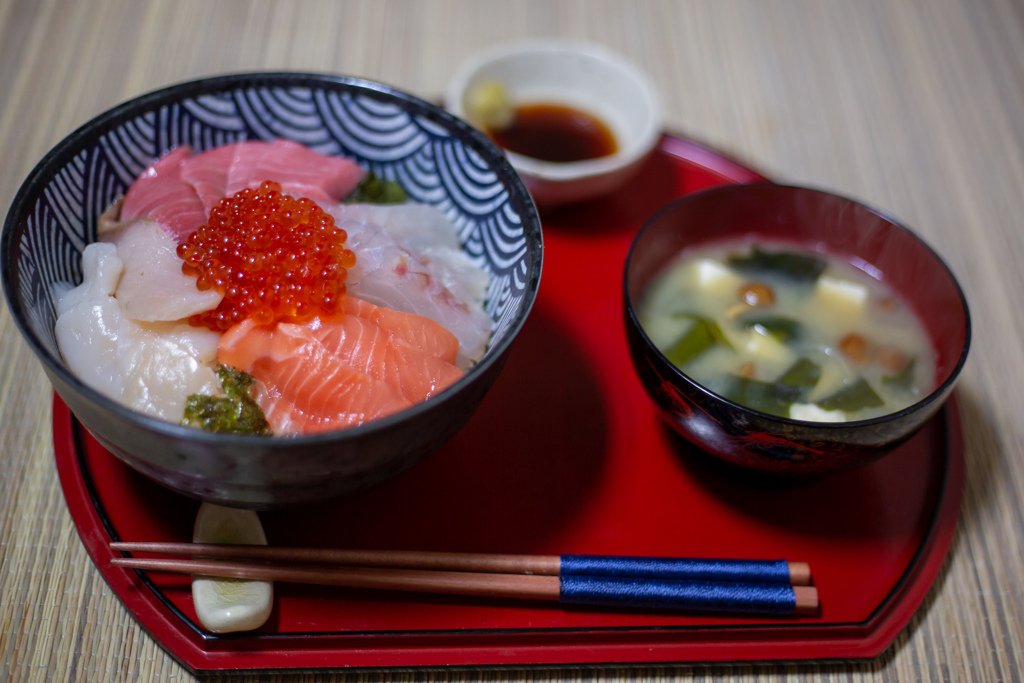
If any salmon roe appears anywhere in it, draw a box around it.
[177,181,356,331]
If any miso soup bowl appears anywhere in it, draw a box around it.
[623,183,970,477]
[2,72,543,509]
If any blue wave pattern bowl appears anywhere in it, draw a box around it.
[2,73,542,508]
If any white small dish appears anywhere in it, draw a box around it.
[446,39,662,207]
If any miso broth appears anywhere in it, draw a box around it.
[638,242,936,422]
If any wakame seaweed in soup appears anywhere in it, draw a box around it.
[638,242,936,422]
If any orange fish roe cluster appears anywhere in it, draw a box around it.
[177,181,356,331]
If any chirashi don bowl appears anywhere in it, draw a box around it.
[624,183,970,477]
[1,72,543,509]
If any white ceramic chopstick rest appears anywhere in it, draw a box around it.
[191,502,273,633]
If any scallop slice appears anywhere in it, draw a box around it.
[191,503,273,633]
[102,218,223,322]
[118,321,222,422]
[54,242,222,420]
[54,244,127,399]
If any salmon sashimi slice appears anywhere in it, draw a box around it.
[310,314,464,404]
[341,297,460,366]
[120,147,208,244]
[220,318,413,435]
[253,332,411,434]
[218,300,463,435]
[334,216,492,370]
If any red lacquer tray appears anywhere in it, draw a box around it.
[53,134,964,674]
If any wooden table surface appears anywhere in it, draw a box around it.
[1,0,1021,680]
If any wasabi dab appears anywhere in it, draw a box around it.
[345,171,408,204]
[182,365,272,435]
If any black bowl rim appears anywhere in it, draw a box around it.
[623,181,972,431]
[2,71,543,445]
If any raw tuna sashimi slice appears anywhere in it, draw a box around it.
[120,147,207,244]
[180,139,365,210]
[123,141,366,244]
[235,139,364,204]
[177,145,236,214]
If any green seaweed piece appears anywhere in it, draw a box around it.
[664,315,733,367]
[882,357,917,391]
[181,365,272,436]
[722,375,803,417]
[346,171,408,204]
[778,358,822,389]
[740,315,805,343]
[726,247,828,283]
[815,378,885,413]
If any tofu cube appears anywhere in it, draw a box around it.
[691,258,743,295]
[815,275,868,318]
[790,403,847,423]
[741,327,796,366]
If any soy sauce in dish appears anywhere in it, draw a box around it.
[486,103,617,163]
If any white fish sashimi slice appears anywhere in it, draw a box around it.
[338,203,490,309]
[413,245,491,312]
[192,503,273,634]
[338,204,462,251]
[338,217,492,370]
[102,218,223,322]
[325,205,489,370]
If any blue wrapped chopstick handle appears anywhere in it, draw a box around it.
[560,555,792,584]
[558,575,798,615]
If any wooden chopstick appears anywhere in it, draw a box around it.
[113,557,559,599]
[109,556,819,615]
[109,542,811,586]
[111,543,562,576]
